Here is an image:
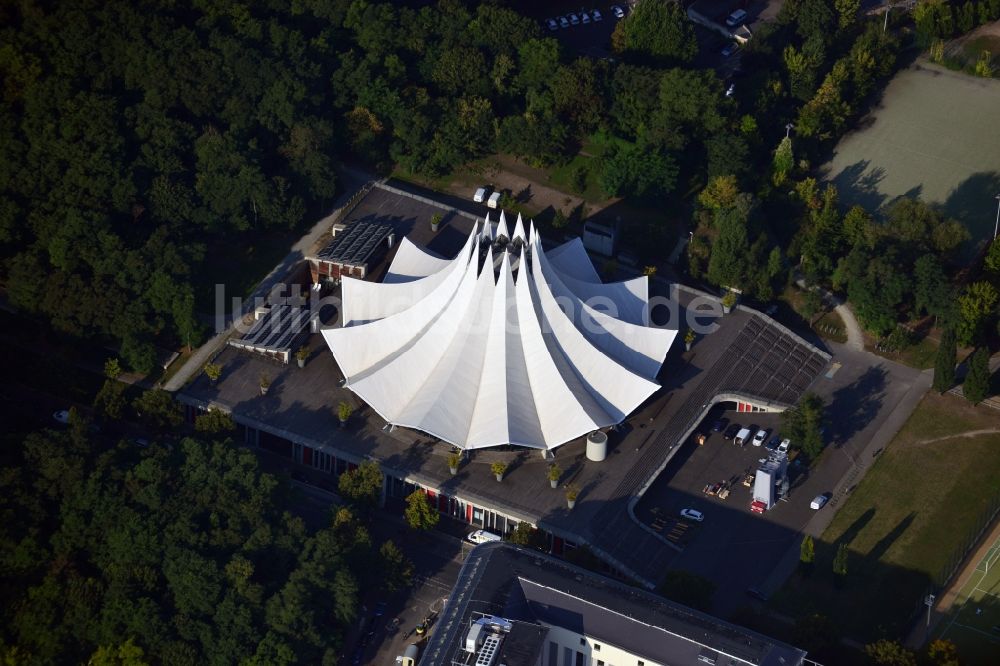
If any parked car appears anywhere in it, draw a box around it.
[486,191,502,209]
[568,12,580,25]
[712,417,729,433]
[752,429,768,447]
[735,427,753,447]
[810,494,830,510]
[778,438,791,453]
[765,304,779,316]
[611,5,625,19]
[581,11,591,24]
[467,529,502,545]
[52,409,71,425]
[374,601,387,618]
[559,16,570,28]
[592,9,603,21]
[546,18,558,31]
[723,423,742,440]
[473,186,489,203]
[680,508,704,522]
[726,9,748,27]
[130,437,151,448]
[766,435,781,451]
[721,42,739,58]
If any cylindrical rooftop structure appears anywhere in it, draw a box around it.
[586,431,608,462]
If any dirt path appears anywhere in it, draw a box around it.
[470,155,617,218]
[911,429,1000,448]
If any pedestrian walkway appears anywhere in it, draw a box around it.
[794,276,864,351]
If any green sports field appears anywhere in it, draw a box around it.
[936,535,1000,665]
[820,60,1000,255]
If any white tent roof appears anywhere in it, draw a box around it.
[322,219,675,450]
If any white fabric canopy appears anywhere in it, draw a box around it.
[322,219,675,450]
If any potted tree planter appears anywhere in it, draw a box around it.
[547,464,562,489]
[721,291,737,314]
[430,212,442,233]
[684,329,696,352]
[205,362,222,385]
[295,346,309,368]
[259,373,271,396]
[565,484,579,510]
[491,461,508,482]
[337,401,353,428]
[447,452,461,476]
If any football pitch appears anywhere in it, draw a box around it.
[936,535,1000,664]
[820,60,1000,255]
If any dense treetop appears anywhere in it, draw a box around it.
[0,424,376,664]
[2,0,999,370]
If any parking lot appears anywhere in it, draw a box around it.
[531,3,628,58]
[635,407,836,613]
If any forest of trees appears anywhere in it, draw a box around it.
[3,0,999,373]
[0,420,405,664]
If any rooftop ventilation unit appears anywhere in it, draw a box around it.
[464,624,483,654]
[475,633,502,666]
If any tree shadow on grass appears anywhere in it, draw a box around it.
[825,159,889,213]
[941,170,1000,256]
[838,507,876,550]
[866,512,916,567]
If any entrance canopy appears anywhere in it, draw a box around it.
[322,213,675,450]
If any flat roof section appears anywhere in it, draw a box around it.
[229,305,311,354]
[316,220,394,266]
[421,542,807,666]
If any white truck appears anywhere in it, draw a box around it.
[734,427,752,447]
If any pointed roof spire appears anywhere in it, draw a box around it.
[482,212,493,241]
[496,210,510,240]
[512,213,526,243]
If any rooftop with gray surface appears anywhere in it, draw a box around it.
[421,541,808,666]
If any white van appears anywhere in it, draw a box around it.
[473,186,490,203]
[735,427,752,447]
[486,191,502,209]
[726,9,748,27]
[467,529,502,545]
[396,644,419,666]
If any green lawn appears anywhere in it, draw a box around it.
[868,332,940,370]
[812,310,848,344]
[547,133,616,203]
[771,392,1000,643]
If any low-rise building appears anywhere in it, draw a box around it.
[421,541,809,666]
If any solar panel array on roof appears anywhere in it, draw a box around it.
[229,305,312,354]
[317,221,393,265]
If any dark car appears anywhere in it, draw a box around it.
[766,436,781,451]
[723,423,742,440]
[712,417,729,433]
[374,601,387,618]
